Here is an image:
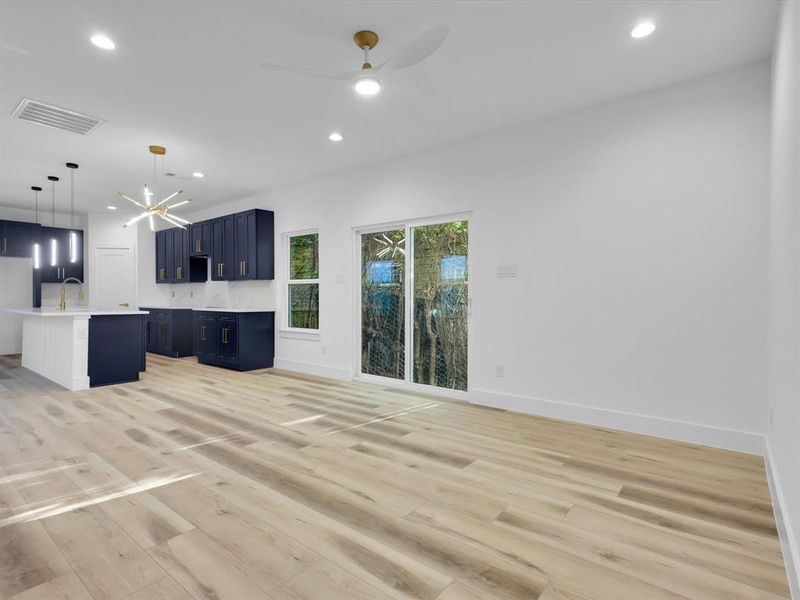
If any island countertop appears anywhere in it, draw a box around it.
[5,307,150,317]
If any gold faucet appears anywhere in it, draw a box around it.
[60,277,85,311]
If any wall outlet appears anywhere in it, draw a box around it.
[335,274,345,284]
[171,290,175,298]
[321,345,328,356]
[189,291,194,298]
[495,365,505,378]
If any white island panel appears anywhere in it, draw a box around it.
[21,314,90,391]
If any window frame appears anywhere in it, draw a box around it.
[283,229,320,335]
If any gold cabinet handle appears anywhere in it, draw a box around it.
[119,302,129,307]
[221,328,229,344]
[243,260,247,275]
[2,238,6,253]
[200,325,206,341]
[176,266,182,279]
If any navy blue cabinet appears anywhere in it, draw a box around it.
[1,220,40,258]
[193,310,274,371]
[141,307,194,358]
[40,227,83,283]
[190,220,212,256]
[211,215,236,281]
[234,209,274,280]
[155,227,206,284]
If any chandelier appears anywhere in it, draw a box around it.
[120,145,192,230]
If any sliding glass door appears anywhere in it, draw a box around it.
[361,229,406,379]
[360,219,468,391]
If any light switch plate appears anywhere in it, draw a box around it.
[496,264,518,278]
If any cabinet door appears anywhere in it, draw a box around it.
[155,230,168,283]
[216,315,238,363]
[234,211,257,280]
[190,221,212,256]
[145,315,156,352]
[62,229,83,281]
[211,217,235,281]
[173,228,187,282]
[165,230,176,284]
[1,220,33,257]
[155,312,171,352]
[195,315,216,358]
[41,227,67,283]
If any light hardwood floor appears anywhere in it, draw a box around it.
[0,353,790,600]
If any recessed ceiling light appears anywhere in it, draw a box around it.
[354,76,381,96]
[90,34,116,50]
[328,132,343,142]
[107,205,117,210]
[630,21,656,39]
[192,172,204,178]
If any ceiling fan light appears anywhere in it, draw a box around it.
[354,76,381,96]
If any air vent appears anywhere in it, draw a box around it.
[11,98,103,135]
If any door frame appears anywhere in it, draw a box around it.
[352,211,471,399]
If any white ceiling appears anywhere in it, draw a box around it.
[0,0,778,215]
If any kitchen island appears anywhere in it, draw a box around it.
[4,308,148,390]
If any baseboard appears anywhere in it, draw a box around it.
[0,342,21,356]
[765,438,800,599]
[468,388,765,455]
[273,358,353,381]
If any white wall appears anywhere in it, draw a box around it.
[767,0,800,594]
[144,62,770,453]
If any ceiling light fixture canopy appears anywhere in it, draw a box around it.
[631,21,656,39]
[119,145,192,231]
[90,34,116,50]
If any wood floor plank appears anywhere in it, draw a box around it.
[0,354,790,600]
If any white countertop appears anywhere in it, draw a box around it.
[137,305,274,313]
[5,308,150,317]
[191,307,273,313]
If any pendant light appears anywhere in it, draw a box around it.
[66,162,78,229]
[30,186,42,224]
[47,175,59,226]
[31,186,42,269]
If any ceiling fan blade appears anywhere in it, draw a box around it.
[259,61,360,81]
[385,23,449,71]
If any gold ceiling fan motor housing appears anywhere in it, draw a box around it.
[353,30,379,69]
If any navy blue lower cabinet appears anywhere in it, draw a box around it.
[88,314,145,387]
[193,310,274,371]
[141,308,194,358]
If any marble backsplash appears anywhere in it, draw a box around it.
[147,279,276,310]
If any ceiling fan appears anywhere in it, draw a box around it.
[259,24,450,96]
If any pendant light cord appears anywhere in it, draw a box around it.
[51,180,55,226]
[70,168,74,228]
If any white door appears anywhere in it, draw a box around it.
[94,247,135,309]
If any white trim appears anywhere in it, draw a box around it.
[353,214,471,390]
[278,328,321,340]
[764,437,800,598]
[355,373,468,400]
[283,229,320,332]
[468,387,765,455]
[274,357,352,381]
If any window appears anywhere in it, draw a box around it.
[287,232,319,330]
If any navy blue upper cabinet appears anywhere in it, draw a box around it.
[156,227,206,284]
[211,215,236,281]
[234,209,274,280]
[155,229,168,283]
[158,209,274,283]
[40,226,83,283]
[1,220,40,258]
[190,220,212,256]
